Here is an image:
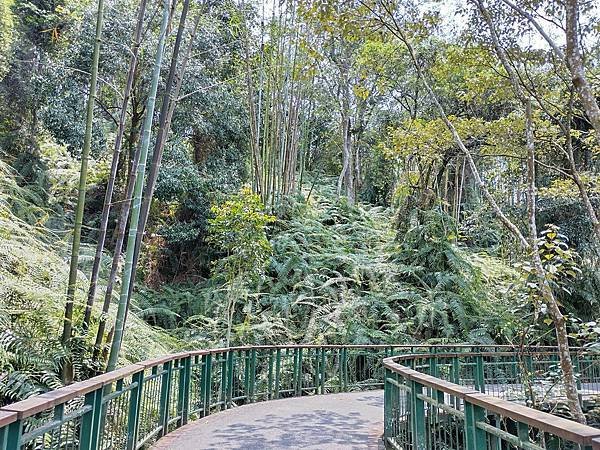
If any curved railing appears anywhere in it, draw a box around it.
[383,350,600,450]
[2,345,599,449]
[0,344,472,450]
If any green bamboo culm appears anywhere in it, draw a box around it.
[105,0,171,373]
[61,0,105,348]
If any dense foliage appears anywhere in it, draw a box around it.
[0,0,598,418]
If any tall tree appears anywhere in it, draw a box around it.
[245,0,305,208]
[82,0,149,331]
[476,0,586,422]
[124,1,201,330]
[106,0,171,372]
[61,0,105,371]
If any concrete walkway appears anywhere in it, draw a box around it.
[152,391,385,450]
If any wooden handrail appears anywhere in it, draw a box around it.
[383,351,600,445]
[0,343,595,450]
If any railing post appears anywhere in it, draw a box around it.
[296,347,303,396]
[226,351,234,407]
[464,401,487,450]
[475,355,485,393]
[126,369,145,450]
[0,424,6,450]
[80,386,103,450]
[452,355,460,383]
[320,347,326,394]
[410,380,426,449]
[244,349,252,403]
[219,352,227,409]
[5,419,22,450]
[341,347,348,391]
[383,367,391,441]
[268,348,274,399]
[250,348,257,402]
[159,360,173,437]
[293,348,299,396]
[517,421,529,444]
[313,348,319,394]
[177,356,191,426]
[202,353,212,416]
[274,348,281,399]
[430,347,438,378]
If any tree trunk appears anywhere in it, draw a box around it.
[92,141,141,362]
[82,0,148,330]
[524,100,587,424]
[123,5,201,327]
[105,0,171,373]
[61,0,105,382]
[477,0,586,422]
[565,0,600,143]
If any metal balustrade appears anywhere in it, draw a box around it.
[383,350,600,450]
[0,345,599,449]
[0,344,439,449]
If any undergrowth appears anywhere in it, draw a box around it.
[138,181,522,348]
[0,160,176,404]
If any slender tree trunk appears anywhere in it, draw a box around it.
[524,100,587,424]
[61,0,105,380]
[123,7,201,325]
[105,0,171,372]
[477,0,586,422]
[244,9,264,194]
[93,140,142,361]
[82,0,148,330]
[565,0,600,143]
[457,158,466,223]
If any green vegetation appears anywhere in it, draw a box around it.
[0,0,598,423]
[0,161,173,402]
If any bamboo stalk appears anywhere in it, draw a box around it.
[106,0,171,373]
[82,0,148,331]
[61,0,105,369]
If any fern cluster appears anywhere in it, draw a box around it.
[140,181,521,347]
[0,161,176,404]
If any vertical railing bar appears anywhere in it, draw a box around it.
[274,348,281,399]
[202,353,212,416]
[158,361,173,437]
[126,370,145,450]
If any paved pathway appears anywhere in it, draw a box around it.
[152,391,385,450]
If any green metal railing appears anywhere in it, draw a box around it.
[0,344,448,450]
[2,344,599,449]
[383,350,600,450]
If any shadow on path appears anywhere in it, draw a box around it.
[152,391,384,449]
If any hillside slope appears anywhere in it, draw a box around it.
[0,161,176,404]
[141,182,521,347]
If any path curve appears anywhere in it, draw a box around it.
[152,390,385,450]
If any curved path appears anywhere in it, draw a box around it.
[152,391,385,450]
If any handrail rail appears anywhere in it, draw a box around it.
[0,343,476,449]
[0,344,560,423]
[0,344,596,450]
[383,350,600,449]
